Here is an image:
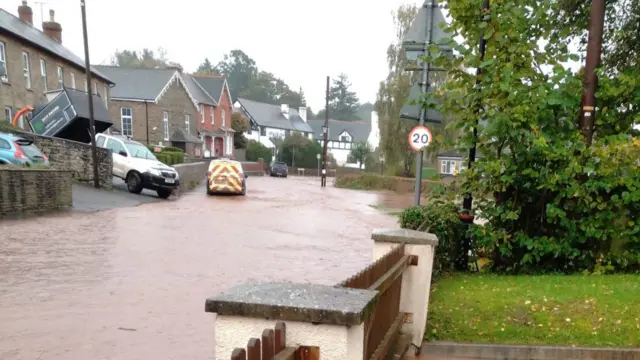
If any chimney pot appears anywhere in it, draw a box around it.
[18,0,33,25]
[42,9,63,43]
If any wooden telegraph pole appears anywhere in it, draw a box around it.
[579,0,606,147]
[321,76,329,187]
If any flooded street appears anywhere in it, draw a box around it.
[0,177,398,360]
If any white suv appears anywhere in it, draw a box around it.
[95,134,180,199]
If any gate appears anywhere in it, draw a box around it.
[229,322,320,360]
[337,244,417,360]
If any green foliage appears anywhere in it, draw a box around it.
[280,132,323,168]
[246,139,272,163]
[348,142,372,169]
[400,201,462,277]
[110,48,176,69]
[328,73,361,120]
[231,112,249,149]
[146,145,184,165]
[334,173,451,193]
[425,0,640,273]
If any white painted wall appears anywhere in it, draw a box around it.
[367,111,380,151]
[214,316,364,360]
[373,236,437,349]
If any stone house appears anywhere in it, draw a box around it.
[94,65,203,157]
[191,75,235,157]
[0,2,114,128]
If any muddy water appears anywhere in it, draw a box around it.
[0,177,399,360]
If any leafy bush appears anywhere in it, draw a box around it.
[280,132,323,168]
[400,201,463,277]
[147,145,185,165]
[246,140,272,163]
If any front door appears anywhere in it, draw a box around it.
[214,137,223,157]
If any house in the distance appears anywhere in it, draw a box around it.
[94,65,203,157]
[0,2,113,128]
[191,75,234,157]
[307,111,380,168]
[233,98,313,151]
[436,151,464,176]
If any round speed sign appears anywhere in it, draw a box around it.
[408,125,433,151]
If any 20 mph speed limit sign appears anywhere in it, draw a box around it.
[408,125,433,151]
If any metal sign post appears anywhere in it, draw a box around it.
[316,153,321,177]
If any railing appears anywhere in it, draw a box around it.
[229,322,319,360]
[337,244,418,360]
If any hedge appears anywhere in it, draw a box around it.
[334,173,457,193]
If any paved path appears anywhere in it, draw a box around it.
[0,177,398,360]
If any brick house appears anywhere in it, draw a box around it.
[0,2,114,128]
[192,75,234,157]
[94,65,204,157]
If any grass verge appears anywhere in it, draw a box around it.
[335,173,456,193]
[426,273,640,347]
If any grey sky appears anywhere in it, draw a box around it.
[1,0,420,111]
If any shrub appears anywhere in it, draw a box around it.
[334,173,456,193]
[246,140,272,163]
[400,201,463,277]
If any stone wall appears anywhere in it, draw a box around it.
[0,168,73,218]
[7,130,113,190]
[240,160,265,176]
[173,162,207,194]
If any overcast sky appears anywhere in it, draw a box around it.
[1,0,421,111]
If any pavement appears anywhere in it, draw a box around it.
[0,176,400,360]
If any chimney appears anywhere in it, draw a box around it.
[281,104,289,119]
[299,106,307,122]
[18,1,33,25]
[42,9,62,43]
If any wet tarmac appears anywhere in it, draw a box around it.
[0,177,399,360]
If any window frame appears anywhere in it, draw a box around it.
[163,111,169,141]
[40,59,47,91]
[185,114,191,134]
[0,41,7,82]
[221,109,226,127]
[56,66,63,88]
[260,126,266,136]
[70,72,76,89]
[210,106,215,124]
[120,107,133,137]
[4,106,12,122]
[200,105,205,123]
[22,51,31,89]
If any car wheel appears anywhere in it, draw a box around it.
[126,171,143,194]
[157,189,172,199]
[206,181,214,196]
[240,183,246,196]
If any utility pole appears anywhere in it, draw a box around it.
[321,76,330,188]
[81,0,100,189]
[579,0,606,147]
[413,0,436,206]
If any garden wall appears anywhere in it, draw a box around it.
[0,168,73,218]
[173,162,207,193]
[7,130,113,190]
[240,160,265,176]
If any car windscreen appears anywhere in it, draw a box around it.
[125,142,157,160]
[273,162,287,168]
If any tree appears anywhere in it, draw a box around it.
[357,102,375,122]
[195,58,217,75]
[375,4,419,176]
[269,134,285,160]
[329,73,361,120]
[231,112,249,149]
[240,71,306,109]
[214,50,258,97]
[348,142,372,169]
[109,48,173,68]
[246,140,272,163]
[280,132,322,168]
[430,0,640,273]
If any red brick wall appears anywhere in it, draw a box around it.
[214,86,233,131]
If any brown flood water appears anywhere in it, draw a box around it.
[0,177,403,360]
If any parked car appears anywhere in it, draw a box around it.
[0,132,50,167]
[269,161,288,177]
[206,158,248,196]
[95,134,179,199]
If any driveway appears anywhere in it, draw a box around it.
[0,177,398,360]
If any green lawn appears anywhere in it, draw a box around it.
[426,273,640,347]
[422,167,437,179]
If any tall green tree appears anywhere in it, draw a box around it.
[329,73,361,120]
[348,142,372,169]
[231,112,249,149]
[214,50,258,97]
[375,4,419,176]
[109,47,173,68]
[195,58,217,75]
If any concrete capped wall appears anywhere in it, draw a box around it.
[0,168,73,218]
